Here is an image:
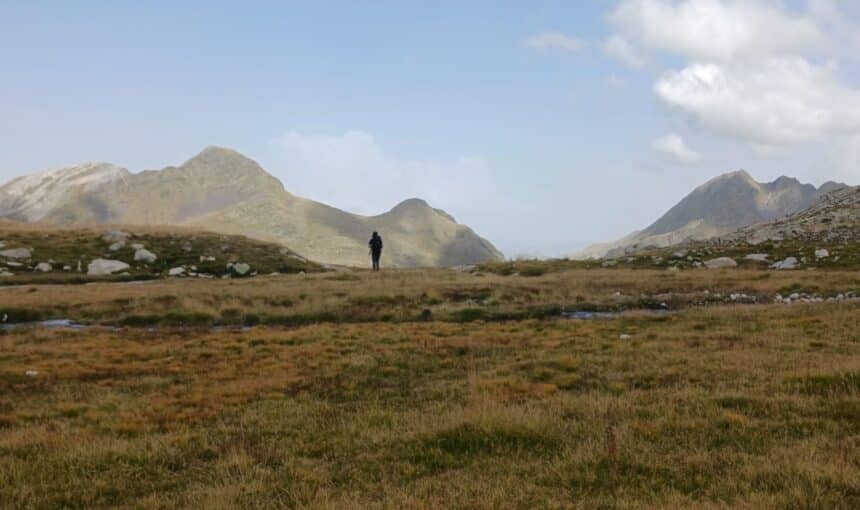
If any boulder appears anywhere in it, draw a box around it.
[704,257,737,269]
[134,249,157,263]
[815,249,829,259]
[109,242,125,251]
[0,248,32,259]
[102,230,130,243]
[231,263,251,276]
[168,267,185,276]
[771,257,799,270]
[35,262,52,272]
[87,259,130,276]
[744,253,770,262]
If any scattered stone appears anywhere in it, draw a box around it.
[5,261,23,267]
[771,257,799,270]
[672,250,687,258]
[25,370,39,377]
[0,248,32,259]
[231,263,251,276]
[744,253,769,262]
[102,230,130,243]
[87,259,131,276]
[168,267,186,276]
[815,248,829,259]
[601,260,617,268]
[0,270,13,277]
[63,265,72,271]
[0,241,5,248]
[134,249,157,263]
[131,243,145,250]
[704,257,737,269]
[200,255,216,262]
[109,241,125,251]
[619,334,632,341]
[35,262,52,272]
[181,241,193,252]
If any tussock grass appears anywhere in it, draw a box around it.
[0,302,858,508]
[0,267,858,327]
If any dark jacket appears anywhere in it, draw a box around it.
[369,235,383,254]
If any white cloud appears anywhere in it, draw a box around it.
[653,133,701,163]
[604,34,646,69]
[609,0,827,62]
[525,32,587,52]
[604,0,860,150]
[267,130,492,217]
[655,58,860,146]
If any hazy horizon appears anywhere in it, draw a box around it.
[3,1,860,257]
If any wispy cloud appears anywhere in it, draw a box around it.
[653,133,701,164]
[525,31,586,52]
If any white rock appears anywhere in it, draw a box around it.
[102,230,130,243]
[772,257,799,270]
[815,249,829,259]
[232,263,251,276]
[109,241,125,251]
[744,253,770,262]
[5,261,23,267]
[672,250,687,258]
[63,265,72,271]
[134,249,157,263]
[0,271,14,277]
[200,255,216,262]
[601,260,617,268]
[35,262,52,272]
[0,248,32,259]
[131,243,144,250]
[168,267,185,276]
[619,334,632,341]
[87,259,130,276]
[25,370,39,377]
[704,257,737,269]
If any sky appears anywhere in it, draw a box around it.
[2,0,860,257]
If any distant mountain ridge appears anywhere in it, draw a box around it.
[724,185,860,245]
[0,147,504,267]
[576,170,846,259]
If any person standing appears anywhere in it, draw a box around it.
[368,231,383,271]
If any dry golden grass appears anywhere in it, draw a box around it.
[0,266,857,326]
[1,299,858,508]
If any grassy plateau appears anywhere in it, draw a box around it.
[0,262,858,509]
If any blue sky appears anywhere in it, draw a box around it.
[3,1,860,256]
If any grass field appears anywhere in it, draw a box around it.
[1,267,858,508]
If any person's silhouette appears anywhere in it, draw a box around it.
[368,231,383,271]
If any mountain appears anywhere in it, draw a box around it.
[0,147,504,267]
[576,170,845,259]
[724,185,860,245]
